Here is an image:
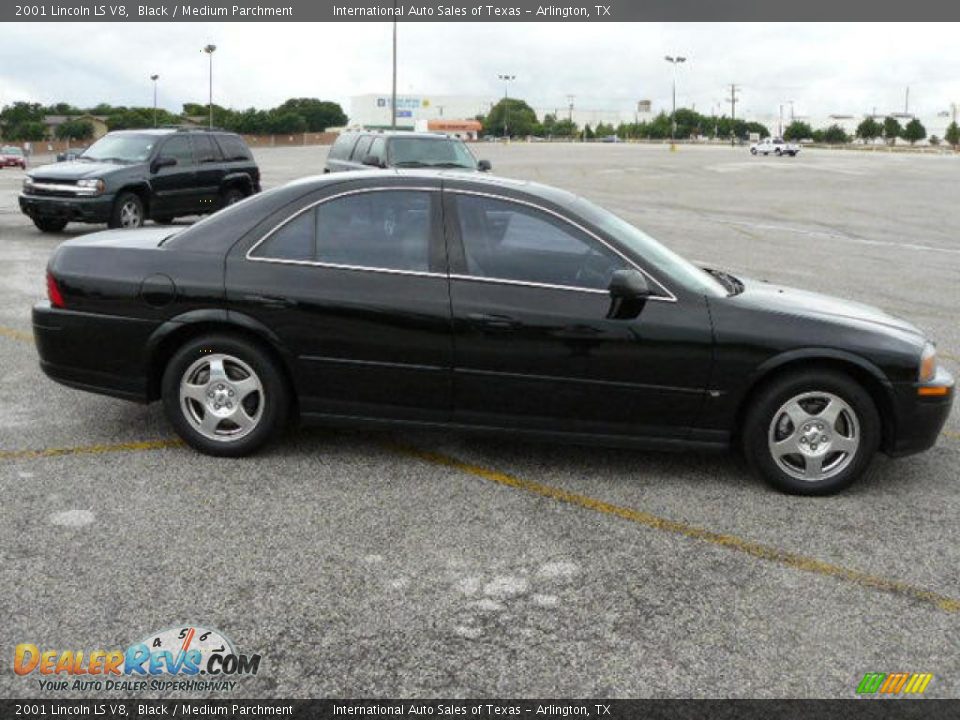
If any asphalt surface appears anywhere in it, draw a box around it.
[1,143,958,699]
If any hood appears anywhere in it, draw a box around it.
[61,226,174,250]
[28,160,125,180]
[736,275,923,338]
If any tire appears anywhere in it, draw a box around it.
[109,191,145,229]
[161,334,289,457]
[742,369,880,495]
[750,148,758,155]
[775,148,782,156]
[32,217,68,233]
[220,186,245,210]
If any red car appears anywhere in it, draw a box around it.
[1,146,27,169]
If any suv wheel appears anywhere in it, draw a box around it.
[109,192,145,229]
[33,217,68,233]
[221,187,245,209]
[162,334,289,457]
[742,369,880,495]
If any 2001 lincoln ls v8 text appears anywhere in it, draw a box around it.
[33,171,953,494]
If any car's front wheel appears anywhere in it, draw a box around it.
[742,369,880,495]
[32,217,68,233]
[750,148,758,155]
[109,192,145,229]
[162,334,289,457]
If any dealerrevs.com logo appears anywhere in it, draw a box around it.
[14,625,262,692]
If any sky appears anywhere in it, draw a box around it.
[0,22,957,121]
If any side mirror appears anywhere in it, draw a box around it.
[477,159,492,172]
[607,269,651,320]
[151,156,177,173]
[362,155,383,168]
[608,269,651,299]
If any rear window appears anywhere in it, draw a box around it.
[193,135,222,163]
[215,134,251,161]
[351,136,374,162]
[328,133,358,161]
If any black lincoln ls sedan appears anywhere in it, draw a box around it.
[33,171,953,494]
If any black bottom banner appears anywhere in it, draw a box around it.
[2,699,959,720]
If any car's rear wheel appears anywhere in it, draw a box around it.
[162,335,289,457]
[220,186,245,209]
[32,217,68,233]
[750,148,758,155]
[742,369,880,495]
[109,192,145,229]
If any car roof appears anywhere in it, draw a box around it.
[349,131,460,140]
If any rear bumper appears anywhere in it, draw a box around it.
[19,192,114,224]
[33,302,154,403]
[886,367,954,457]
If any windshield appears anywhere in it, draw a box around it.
[388,137,476,169]
[2,146,22,155]
[81,134,157,163]
[572,197,729,296]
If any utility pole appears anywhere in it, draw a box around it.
[566,94,575,122]
[202,45,216,129]
[498,74,515,138]
[727,83,740,146]
[904,86,910,115]
[778,104,783,137]
[150,74,159,127]
[391,11,397,130]
[664,55,686,150]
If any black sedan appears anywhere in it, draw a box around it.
[33,171,953,494]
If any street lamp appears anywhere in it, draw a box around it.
[664,55,686,150]
[391,12,397,130]
[150,74,159,128]
[498,74,515,139]
[203,44,217,129]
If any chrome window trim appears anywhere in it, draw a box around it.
[448,274,608,295]
[445,188,677,303]
[245,186,441,274]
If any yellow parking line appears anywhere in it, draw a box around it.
[943,430,960,441]
[394,444,960,614]
[0,438,183,461]
[0,325,33,343]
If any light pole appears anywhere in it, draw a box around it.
[203,44,216,129]
[498,74,515,139]
[566,94,575,123]
[664,55,686,150]
[391,12,397,130]
[150,74,159,127]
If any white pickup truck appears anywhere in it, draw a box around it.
[750,137,800,156]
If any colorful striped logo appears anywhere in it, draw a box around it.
[856,672,933,695]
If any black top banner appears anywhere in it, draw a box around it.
[4,0,960,21]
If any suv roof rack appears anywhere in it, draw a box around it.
[154,125,227,132]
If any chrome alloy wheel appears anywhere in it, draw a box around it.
[118,199,143,228]
[767,391,860,482]
[179,354,264,442]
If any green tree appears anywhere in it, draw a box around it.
[583,123,595,140]
[822,124,850,144]
[945,122,960,148]
[855,117,882,143]
[929,135,940,146]
[783,121,812,141]
[486,98,539,137]
[55,119,94,141]
[883,116,902,144]
[902,118,926,145]
[552,118,578,138]
[0,101,46,138]
[275,98,347,132]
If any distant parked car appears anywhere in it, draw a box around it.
[751,138,800,156]
[56,147,88,162]
[1,146,27,169]
[19,127,260,233]
[325,130,491,173]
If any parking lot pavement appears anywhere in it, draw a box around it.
[1,144,959,698]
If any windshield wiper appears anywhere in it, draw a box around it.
[393,161,429,167]
[424,162,472,168]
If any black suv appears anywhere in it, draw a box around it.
[324,130,491,173]
[20,128,260,232]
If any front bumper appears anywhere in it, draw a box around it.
[33,301,154,403]
[19,192,115,224]
[886,366,954,457]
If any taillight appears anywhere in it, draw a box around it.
[46,271,65,308]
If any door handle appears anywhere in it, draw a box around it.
[243,294,296,309]
[467,313,519,331]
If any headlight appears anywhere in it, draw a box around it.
[76,178,106,195]
[22,177,34,189]
[919,342,937,383]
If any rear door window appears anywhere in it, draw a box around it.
[192,135,222,164]
[161,135,195,166]
[329,133,357,161]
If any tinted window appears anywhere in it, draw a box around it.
[388,137,476,169]
[454,194,624,290]
[328,133,357,161]
[161,136,194,165]
[251,211,315,261]
[350,136,373,162]
[316,191,431,272]
[192,135,222,163]
[369,137,386,163]
[215,134,252,161]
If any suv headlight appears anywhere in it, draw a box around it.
[76,178,106,195]
[919,342,938,383]
[22,177,34,190]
